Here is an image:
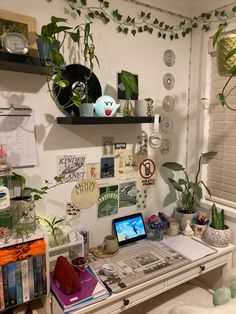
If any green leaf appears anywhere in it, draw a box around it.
[162,162,185,171]
[131,29,136,36]
[200,180,211,196]
[201,151,217,159]
[104,1,109,8]
[76,9,81,16]
[51,16,68,23]
[138,26,143,32]
[54,176,63,183]
[117,26,122,33]
[71,93,81,107]
[51,50,65,65]
[68,31,80,42]
[217,93,226,106]
[88,12,95,19]
[190,182,202,200]
[232,6,236,12]
[146,12,151,19]
[140,11,145,18]
[120,70,138,100]
[153,18,158,24]
[178,179,187,185]
[168,178,183,192]
[159,21,164,27]
[80,0,87,5]
[213,24,226,47]
[148,28,153,34]
[123,28,128,34]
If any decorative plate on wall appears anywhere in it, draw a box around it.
[163,73,175,90]
[159,138,171,155]
[162,95,175,112]
[163,49,176,67]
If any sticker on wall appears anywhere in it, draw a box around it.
[57,155,86,182]
[101,157,114,178]
[136,155,157,188]
[86,163,100,180]
[136,188,147,211]
[162,95,175,112]
[119,180,137,208]
[97,183,118,218]
[114,149,136,178]
[159,139,172,155]
[65,202,80,216]
[71,179,99,209]
[161,116,173,133]
[163,73,175,90]
[102,137,114,156]
[163,49,176,67]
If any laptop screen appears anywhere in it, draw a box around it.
[113,213,147,246]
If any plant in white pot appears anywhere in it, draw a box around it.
[205,203,232,247]
[162,151,216,229]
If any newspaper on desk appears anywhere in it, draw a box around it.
[91,239,190,293]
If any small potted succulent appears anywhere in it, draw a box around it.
[205,203,232,247]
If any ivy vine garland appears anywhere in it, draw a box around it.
[59,0,236,40]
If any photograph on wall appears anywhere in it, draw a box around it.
[119,180,137,208]
[114,149,136,178]
[98,183,118,218]
[100,157,114,178]
[86,162,100,180]
[57,154,86,182]
[102,136,114,156]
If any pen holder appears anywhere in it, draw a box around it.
[193,223,207,238]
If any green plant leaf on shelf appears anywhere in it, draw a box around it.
[162,162,185,171]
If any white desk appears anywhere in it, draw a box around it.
[51,242,234,314]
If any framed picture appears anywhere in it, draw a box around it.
[0,9,37,54]
[117,72,139,100]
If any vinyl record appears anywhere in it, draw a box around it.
[163,73,175,90]
[162,95,175,112]
[53,64,102,116]
[161,116,173,133]
[163,49,176,67]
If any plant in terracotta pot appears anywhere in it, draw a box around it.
[37,16,100,116]
[10,172,64,236]
[162,151,216,229]
[205,203,231,247]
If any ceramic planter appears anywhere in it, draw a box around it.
[174,207,197,231]
[205,224,232,247]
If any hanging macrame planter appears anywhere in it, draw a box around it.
[217,32,236,76]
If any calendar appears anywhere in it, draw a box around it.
[0,105,37,167]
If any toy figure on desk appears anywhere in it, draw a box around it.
[183,220,194,237]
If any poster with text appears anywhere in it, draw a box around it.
[57,155,86,182]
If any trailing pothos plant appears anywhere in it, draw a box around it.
[11,172,64,202]
[212,24,236,111]
[37,15,99,110]
[56,0,236,41]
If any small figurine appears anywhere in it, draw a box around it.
[93,95,120,117]
[183,220,194,237]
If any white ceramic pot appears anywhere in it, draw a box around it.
[205,224,232,247]
[174,207,197,231]
[80,103,94,117]
[134,99,147,116]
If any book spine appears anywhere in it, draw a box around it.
[0,266,5,310]
[28,257,35,300]
[33,256,38,298]
[7,262,17,306]
[21,259,30,302]
[15,261,23,305]
[36,255,43,297]
[42,254,47,295]
[2,265,9,308]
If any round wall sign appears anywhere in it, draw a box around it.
[163,73,175,90]
[163,49,176,67]
[162,95,175,112]
[71,179,99,209]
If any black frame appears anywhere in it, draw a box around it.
[113,213,147,246]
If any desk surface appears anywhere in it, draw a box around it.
[51,239,235,314]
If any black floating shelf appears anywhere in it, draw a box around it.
[57,116,155,125]
[0,51,45,75]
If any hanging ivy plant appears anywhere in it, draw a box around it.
[58,0,236,41]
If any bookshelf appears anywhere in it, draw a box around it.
[0,225,49,313]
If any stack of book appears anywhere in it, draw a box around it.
[0,239,47,311]
[50,264,110,313]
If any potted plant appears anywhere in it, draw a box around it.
[11,172,64,235]
[120,70,138,116]
[205,203,232,247]
[37,16,100,116]
[162,151,216,229]
[212,25,236,111]
[38,216,66,248]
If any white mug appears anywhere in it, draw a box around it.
[103,235,119,254]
